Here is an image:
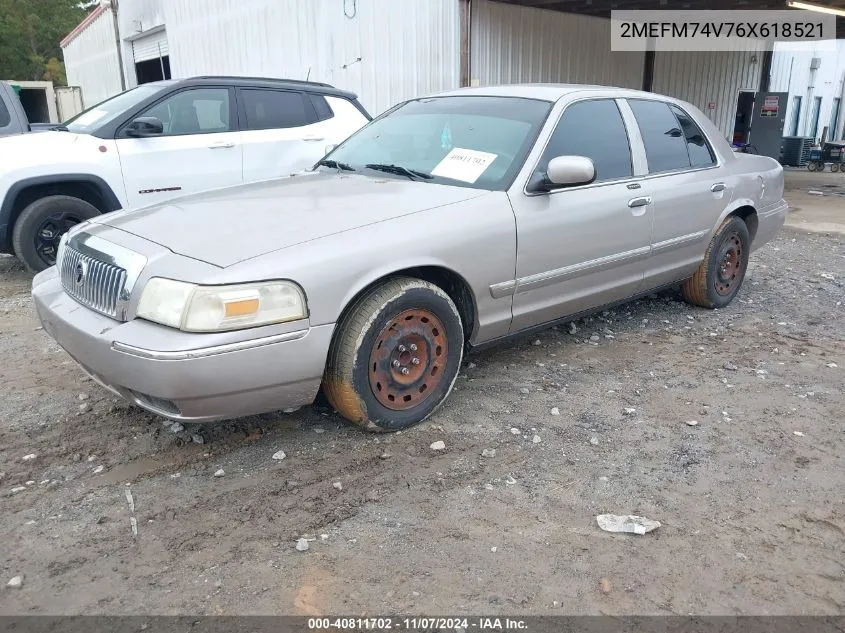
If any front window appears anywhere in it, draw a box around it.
[320,96,552,190]
[64,84,168,134]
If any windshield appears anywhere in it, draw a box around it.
[64,84,168,133]
[320,96,552,191]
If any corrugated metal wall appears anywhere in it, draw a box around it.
[769,41,845,139]
[62,7,123,108]
[470,0,645,89]
[652,44,765,141]
[162,0,460,115]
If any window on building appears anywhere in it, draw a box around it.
[669,105,715,167]
[538,99,632,182]
[809,96,822,138]
[141,88,231,135]
[628,99,692,173]
[830,98,841,141]
[789,96,802,136]
[240,89,315,130]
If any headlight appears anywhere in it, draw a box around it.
[136,278,307,332]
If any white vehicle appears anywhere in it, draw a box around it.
[0,76,371,272]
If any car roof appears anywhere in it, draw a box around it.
[146,76,359,100]
[429,83,664,102]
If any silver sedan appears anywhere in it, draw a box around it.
[32,84,787,430]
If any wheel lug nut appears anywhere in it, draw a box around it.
[411,357,420,365]
[409,344,417,351]
[398,345,407,353]
[392,360,400,368]
[401,367,410,375]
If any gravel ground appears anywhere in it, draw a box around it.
[1,224,843,615]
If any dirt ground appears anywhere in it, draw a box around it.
[1,170,843,616]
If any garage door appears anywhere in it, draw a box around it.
[132,30,168,63]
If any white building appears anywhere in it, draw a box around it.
[61,0,844,146]
[770,40,845,142]
[61,2,124,108]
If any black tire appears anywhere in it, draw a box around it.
[807,162,818,171]
[322,277,464,431]
[831,163,841,173]
[12,195,100,273]
[682,216,750,309]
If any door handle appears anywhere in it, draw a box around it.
[711,182,726,192]
[303,136,325,142]
[627,196,652,208]
[208,142,235,149]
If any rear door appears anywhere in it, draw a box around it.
[115,86,243,208]
[625,99,726,290]
[238,88,337,182]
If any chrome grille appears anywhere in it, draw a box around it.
[60,246,127,319]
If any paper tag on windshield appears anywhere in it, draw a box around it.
[72,109,108,126]
[431,148,498,183]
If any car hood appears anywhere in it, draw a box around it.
[93,172,490,267]
[0,130,90,166]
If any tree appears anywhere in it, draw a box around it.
[0,0,89,84]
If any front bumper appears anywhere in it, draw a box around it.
[32,268,334,422]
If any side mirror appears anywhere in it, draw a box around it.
[125,116,164,137]
[531,155,596,192]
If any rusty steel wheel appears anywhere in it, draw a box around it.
[322,277,464,431]
[368,309,448,411]
[682,215,750,309]
[714,232,744,297]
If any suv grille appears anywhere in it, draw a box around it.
[60,246,127,319]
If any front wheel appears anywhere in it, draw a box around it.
[682,216,750,309]
[322,277,464,431]
[12,195,100,273]
[831,163,841,173]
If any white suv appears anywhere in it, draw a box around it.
[0,76,371,272]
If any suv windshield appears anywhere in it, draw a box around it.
[320,96,552,191]
[64,84,168,134]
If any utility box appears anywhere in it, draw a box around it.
[56,86,83,121]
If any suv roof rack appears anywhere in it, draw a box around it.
[188,75,334,88]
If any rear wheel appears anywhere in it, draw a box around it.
[322,277,464,431]
[807,162,818,171]
[12,195,100,273]
[682,216,750,309]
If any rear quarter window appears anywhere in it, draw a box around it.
[0,95,11,127]
[309,94,334,122]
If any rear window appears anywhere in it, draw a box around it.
[240,89,316,130]
[628,99,693,173]
[670,104,716,167]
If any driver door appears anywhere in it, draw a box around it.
[115,87,242,208]
[508,98,652,332]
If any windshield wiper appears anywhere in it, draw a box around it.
[316,158,355,171]
[364,163,434,181]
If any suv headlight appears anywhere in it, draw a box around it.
[136,278,307,332]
